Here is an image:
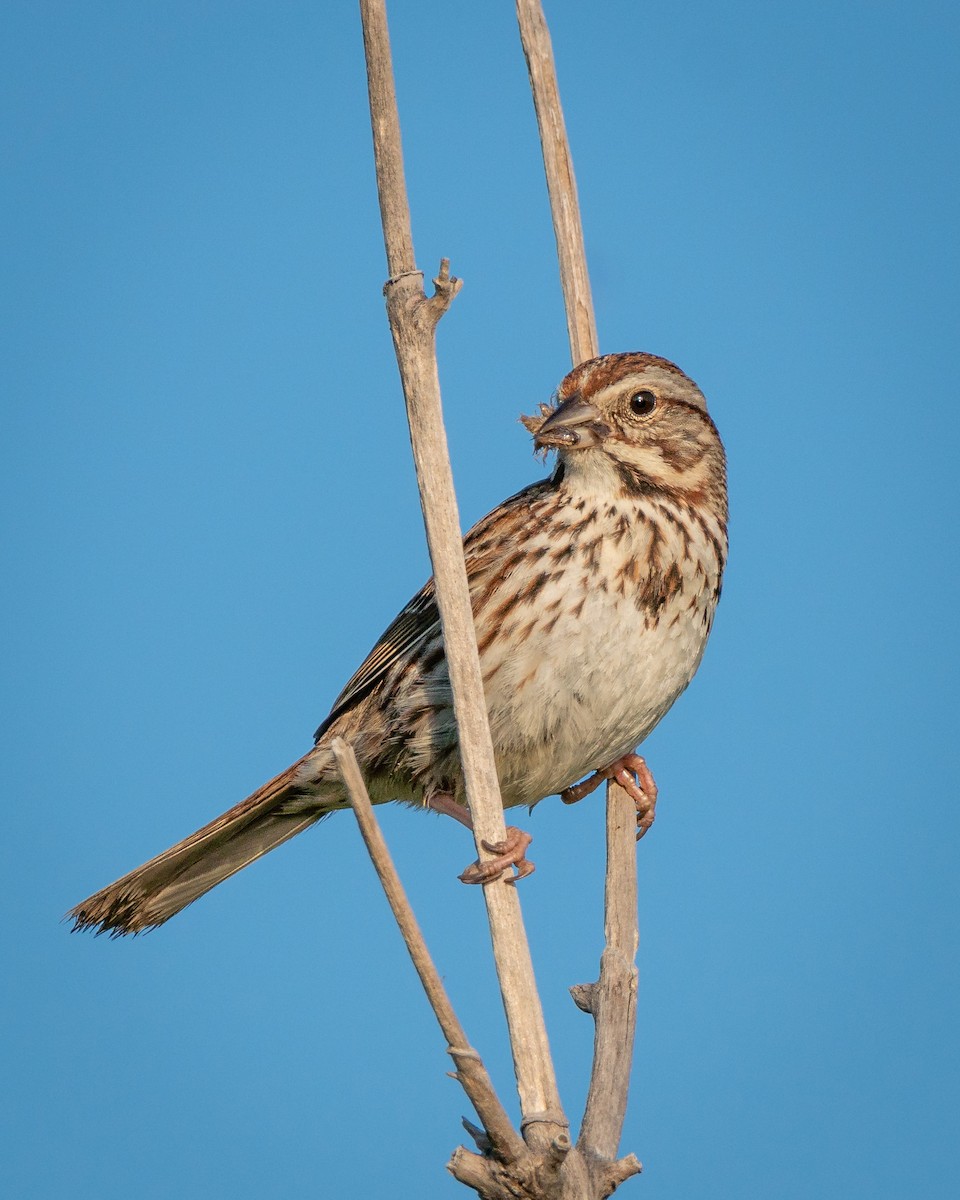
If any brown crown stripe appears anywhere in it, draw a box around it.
[559,352,692,401]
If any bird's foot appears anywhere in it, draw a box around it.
[424,791,536,884]
[561,752,659,840]
[459,826,535,886]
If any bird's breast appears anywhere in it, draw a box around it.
[478,493,726,806]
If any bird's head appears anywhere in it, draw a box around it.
[522,352,726,512]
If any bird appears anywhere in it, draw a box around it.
[68,351,727,936]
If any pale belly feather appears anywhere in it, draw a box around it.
[487,573,711,807]
[483,499,723,808]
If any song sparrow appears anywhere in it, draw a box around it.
[69,352,727,935]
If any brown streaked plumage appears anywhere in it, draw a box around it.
[69,352,727,935]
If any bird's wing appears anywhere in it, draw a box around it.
[313,582,440,740]
[313,476,555,741]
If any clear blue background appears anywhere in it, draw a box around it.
[3,2,958,1197]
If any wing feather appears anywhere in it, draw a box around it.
[313,476,556,741]
[314,585,439,739]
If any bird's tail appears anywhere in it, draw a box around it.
[68,753,335,936]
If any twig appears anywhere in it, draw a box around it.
[358,0,414,279]
[576,791,641,1161]
[358,0,565,1154]
[516,0,641,1165]
[515,0,598,366]
[331,739,525,1166]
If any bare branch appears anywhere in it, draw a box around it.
[358,0,566,1153]
[516,0,640,1165]
[359,0,415,277]
[578,790,640,1159]
[515,0,598,365]
[598,1155,644,1197]
[332,738,524,1165]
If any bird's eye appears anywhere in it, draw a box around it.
[628,390,657,417]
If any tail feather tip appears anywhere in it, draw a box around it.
[66,892,159,938]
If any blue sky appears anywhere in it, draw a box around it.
[3,2,958,1197]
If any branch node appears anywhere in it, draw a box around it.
[384,268,424,288]
[569,982,598,1014]
[597,1153,644,1197]
[519,1109,569,1133]
[462,1117,493,1154]
[420,256,463,326]
[447,1147,520,1200]
[446,1147,494,1194]
[547,1131,571,1164]
[433,256,462,294]
[448,1044,483,1063]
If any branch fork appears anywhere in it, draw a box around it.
[384,259,462,332]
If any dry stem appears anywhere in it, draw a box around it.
[516,0,640,1167]
[353,0,643,1193]
[331,739,524,1165]
[358,0,565,1153]
[515,0,598,366]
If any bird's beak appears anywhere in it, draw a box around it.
[534,394,609,450]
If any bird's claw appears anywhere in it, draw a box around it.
[459,826,535,885]
[561,753,659,840]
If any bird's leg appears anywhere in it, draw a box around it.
[424,792,536,885]
[561,752,659,840]
[423,791,474,829]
